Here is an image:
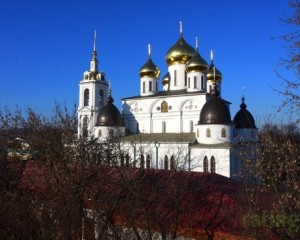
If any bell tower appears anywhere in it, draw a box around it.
[78,31,109,138]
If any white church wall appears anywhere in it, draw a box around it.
[168,64,186,90]
[191,148,231,178]
[121,141,231,178]
[234,128,258,142]
[196,124,233,144]
[94,126,126,141]
[122,94,208,134]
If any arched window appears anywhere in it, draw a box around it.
[203,156,208,173]
[206,128,211,138]
[146,154,151,169]
[197,128,199,138]
[84,89,89,106]
[109,129,114,137]
[190,120,193,133]
[156,81,158,91]
[120,153,124,167]
[98,129,102,137]
[164,155,169,170]
[142,82,145,93]
[184,72,187,86]
[170,155,176,170]
[125,153,130,167]
[140,154,145,169]
[82,116,88,138]
[211,156,216,173]
[188,77,190,88]
[194,76,197,89]
[149,82,152,91]
[174,70,177,86]
[106,149,111,166]
[201,76,204,90]
[221,128,226,138]
[99,89,104,107]
[162,121,166,133]
[136,122,139,133]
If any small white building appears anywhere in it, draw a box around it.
[77,25,258,180]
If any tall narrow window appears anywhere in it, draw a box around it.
[136,123,139,133]
[174,70,177,86]
[109,129,114,137]
[125,153,130,167]
[197,129,199,138]
[170,155,176,170]
[221,128,226,138]
[211,156,216,173]
[120,154,124,167]
[184,71,187,86]
[206,128,211,138]
[99,89,104,107]
[84,89,89,106]
[190,120,193,133]
[142,82,145,93]
[140,154,145,169]
[156,81,158,91]
[188,77,190,88]
[149,81,152,91]
[82,117,88,138]
[203,156,208,173]
[201,76,204,90]
[194,76,197,89]
[146,154,151,169]
[162,121,166,133]
[164,155,169,170]
[209,85,212,94]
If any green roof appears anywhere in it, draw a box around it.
[193,142,232,149]
[121,133,196,143]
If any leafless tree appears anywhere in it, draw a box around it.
[274,0,300,122]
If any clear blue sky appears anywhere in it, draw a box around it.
[0,0,295,125]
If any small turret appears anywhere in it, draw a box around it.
[139,44,160,96]
[186,37,208,92]
[207,50,222,96]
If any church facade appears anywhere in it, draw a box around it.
[77,26,258,180]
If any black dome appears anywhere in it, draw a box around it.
[96,94,123,126]
[233,96,256,129]
[199,96,232,124]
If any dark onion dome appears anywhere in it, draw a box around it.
[207,61,222,81]
[139,57,160,78]
[186,51,209,72]
[162,72,170,86]
[96,93,123,126]
[233,96,256,129]
[165,36,196,65]
[199,85,231,124]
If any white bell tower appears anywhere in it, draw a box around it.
[78,31,109,138]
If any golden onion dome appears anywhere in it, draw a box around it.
[186,51,209,72]
[139,57,160,78]
[162,72,170,86]
[207,62,222,81]
[165,36,196,65]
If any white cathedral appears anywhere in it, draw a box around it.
[77,25,258,180]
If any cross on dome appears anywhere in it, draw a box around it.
[93,30,97,52]
[148,44,151,57]
[179,21,183,36]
